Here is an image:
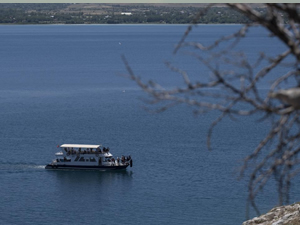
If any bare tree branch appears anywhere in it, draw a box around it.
[123,3,300,217]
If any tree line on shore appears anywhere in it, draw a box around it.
[0,3,288,24]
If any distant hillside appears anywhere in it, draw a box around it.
[0,3,277,25]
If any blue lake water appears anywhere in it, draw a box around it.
[0,24,297,225]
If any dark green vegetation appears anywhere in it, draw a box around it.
[0,3,287,24]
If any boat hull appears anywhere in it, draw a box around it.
[45,164,129,171]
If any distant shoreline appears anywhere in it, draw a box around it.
[0,23,244,26]
[0,3,261,25]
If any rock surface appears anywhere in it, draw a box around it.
[243,203,300,225]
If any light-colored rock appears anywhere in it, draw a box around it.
[242,203,300,225]
[270,88,300,109]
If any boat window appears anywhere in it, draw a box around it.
[79,157,85,162]
[86,159,89,162]
[62,157,71,162]
[103,157,112,162]
[90,157,96,162]
[75,156,80,161]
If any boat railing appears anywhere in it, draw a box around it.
[66,148,109,156]
[109,155,132,166]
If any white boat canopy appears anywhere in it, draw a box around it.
[60,144,101,149]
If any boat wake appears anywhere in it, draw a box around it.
[0,161,45,173]
[33,165,46,169]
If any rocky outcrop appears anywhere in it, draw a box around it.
[243,203,300,225]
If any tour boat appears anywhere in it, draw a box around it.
[45,144,132,170]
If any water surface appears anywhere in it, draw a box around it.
[0,24,294,225]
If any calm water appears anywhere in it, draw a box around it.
[0,24,297,225]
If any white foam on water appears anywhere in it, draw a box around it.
[0,162,46,171]
[31,165,46,170]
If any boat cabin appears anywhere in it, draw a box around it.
[45,144,132,170]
